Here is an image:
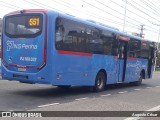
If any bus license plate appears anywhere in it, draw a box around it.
[18,68,26,72]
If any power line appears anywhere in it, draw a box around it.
[140,0,160,17]
[57,0,158,33]
[109,0,125,8]
[131,0,160,17]
[23,0,47,9]
[50,0,140,28]
[151,0,160,9]
[109,0,158,31]
[122,0,160,23]
[94,0,124,16]
[147,0,160,13]
[81,0,159,33]
[31,0,64,13]
[0,1,23,9]
[0,3,18,10]
[82,0,140,27]
[30,0,159,33]
[99,0,143,28]
[108,0,144,22]
[81,0,144,30]
[50,0,89,16]
[50,0,77,10]
[81,0,124,21]
[50,0,125,26]
[95,0,159,32]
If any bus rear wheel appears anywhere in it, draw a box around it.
[93,72,106,92]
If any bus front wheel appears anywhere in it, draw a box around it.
[93,72,106,92]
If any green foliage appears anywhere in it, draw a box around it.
[156,68,160,71]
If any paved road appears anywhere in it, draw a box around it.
[0,72,160,120]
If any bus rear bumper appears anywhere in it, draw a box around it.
[2,65,51,85]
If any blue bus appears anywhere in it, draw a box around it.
[1,9,156,92]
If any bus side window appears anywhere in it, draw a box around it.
[128,39,141,58]
[56,26,65,49]
[55,17,117,56]
[55,18,65,50]
[90,30,103,54]
[100,31,114,55]
[111,40,118,56]
[140,41,150,59]
[101,35,113,55]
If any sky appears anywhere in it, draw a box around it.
[0,0,160,42]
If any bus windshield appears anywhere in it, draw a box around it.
[5,14,43,38]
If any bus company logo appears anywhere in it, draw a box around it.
[7,40,14,51]
[6,40,38,51]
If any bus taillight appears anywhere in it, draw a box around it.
[38,49,47,70]
[44,49,47,62]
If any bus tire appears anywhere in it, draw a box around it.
[132,72,143,86]
[93,72,106,92]
[57,85,71,89]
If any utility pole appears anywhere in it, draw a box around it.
[149,21,160,71]
[140,24,145,38]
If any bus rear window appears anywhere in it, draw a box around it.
[5,14,43,38]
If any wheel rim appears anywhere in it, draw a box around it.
[97,76,104,89]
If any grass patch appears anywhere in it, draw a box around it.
[156,68,160,71]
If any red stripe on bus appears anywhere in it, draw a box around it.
[8,9,48,15]
[114,56,118,59]
[7,11,19,15]
[58,50,92,56]
[23,9,48,13]
[117,35,129,41]
[127,57,137,60]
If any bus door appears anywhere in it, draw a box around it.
[117,36,128,82]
